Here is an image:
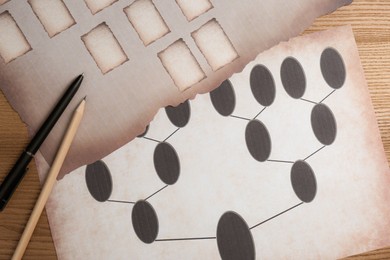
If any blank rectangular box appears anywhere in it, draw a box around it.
[124,0,170,46]
[84,0,118,15]
[82,23,128,74]
[0,11,32,63]
[175,0,213,21]
[192,19,238,71]
[28,0,76,38]
[158,39,205,91]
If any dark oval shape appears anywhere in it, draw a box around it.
[311,104,337,145]
[291,160,317,203]
[132,200,159,244]
[153,142,180,185]
[217,211,255,260]
[85,160,112,202]
[137,125,149,137]
[250,64,276,106]
[280,57,306,99]
[245,120,271,162]
[210,80,236,116]
[320,48,346,89]
[165,100,190,128]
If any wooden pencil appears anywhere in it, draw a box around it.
[12,98,86,260]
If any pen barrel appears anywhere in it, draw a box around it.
[26,74,83,154]
[0,152,32,211]
[0,74,83,212]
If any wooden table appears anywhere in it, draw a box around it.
[0,0,389,259]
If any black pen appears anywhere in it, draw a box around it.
[0,74,84,211]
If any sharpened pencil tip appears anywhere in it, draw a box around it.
[83,96,87,101]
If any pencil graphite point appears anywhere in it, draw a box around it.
[83,96,87,101]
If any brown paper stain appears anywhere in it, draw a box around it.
[175,0,213,21]
[81,23,129,74]
[0,11,32,63]
[191,19,239,71]
[83,0,118,15]
[28,0,76,38]
[124,0,170,46]
[158,39,206,91]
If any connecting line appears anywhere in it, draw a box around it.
[229,114,251,121]
[145,185,169,201]
[143,136,160,143]
[107,199,135,204]
[300,98,318,105]
[303,145,326,161]
[319,89,336,104]
[250,202,304,230]
[267,159,294,164]
[155,236,216,242]
[252,107,267,120]
[163,127,180,142]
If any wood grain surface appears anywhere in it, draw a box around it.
[0,0,389,259]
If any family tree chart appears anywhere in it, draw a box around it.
[84,47,345,260]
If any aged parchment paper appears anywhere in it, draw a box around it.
[34,26,390,259]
